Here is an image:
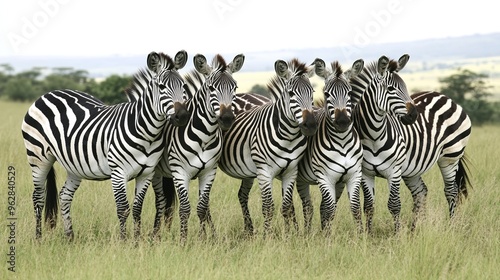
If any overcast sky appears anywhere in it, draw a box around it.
[1,0,498,57]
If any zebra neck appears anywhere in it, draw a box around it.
[354,101,388,141]
[188,87,219,134]
[275,95,301,134]
[134,93,167,141]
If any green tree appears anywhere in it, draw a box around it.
[249,84,270,98]
[90,74,131,104]
[3,76,41,101]
[439,68,494,125]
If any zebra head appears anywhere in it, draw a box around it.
[314,58,364,132]
[272,58,317,136]
[386,54,418,125]
[146,50,190,126]
[193,53,245,131]
[362,55,417,125]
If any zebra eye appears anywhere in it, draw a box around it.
[158,84,166,90]
[209,85,216,92]
[288,90,295,97]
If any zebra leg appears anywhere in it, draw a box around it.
[318,182,335,234]
[59,173,82,241]
[174,177,191,244]
[387,172,402,233]
[361,174,375,233]
[403,176,428,231]
[238,178,255,234]
[30,162,56,239]
[280,169,299,232]
[110,171,130,240]
[343,175,363,234]
[197,168,218,239]
[151,174,166,237]
[438,161,460,219]
[256,173,275,236]
[296,181,313,233]
[132,175,153,239]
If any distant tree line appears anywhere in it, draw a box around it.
[0,63,498,125]
[0,64,130,104]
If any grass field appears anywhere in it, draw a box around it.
[1,100,499,279]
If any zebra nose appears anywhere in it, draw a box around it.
[171,102,189,127]
[334,108,351,132]
[218,105,235,131]
[401,102,418,125]
[299,109,318,136]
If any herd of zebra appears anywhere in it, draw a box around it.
[21,50,472,243]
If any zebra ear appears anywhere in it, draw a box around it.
[194,54,211,76]
[174,50,188,70]
[312,58,329,79]
[274,60,289,79]
[377,55,390,76]
[349,59,364,78]
[228,54,245,74]
[147,52,162,73]
[396,54,410,72]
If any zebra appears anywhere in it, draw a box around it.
[352,55,472,232]
[217,58,318,235]
[21,50,189,240]
[390,91,471,229]
[348,54,419,233]
[295,58,365,234]
[131,54,244,242]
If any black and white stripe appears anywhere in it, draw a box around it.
[395,89,471,228]
[21,51,189,240]
[218,58,318,234]
[295,59,365,233]
[349,55,418,232]
[147,54,244,242]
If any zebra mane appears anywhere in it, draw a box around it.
[124,53,176,102]
[330,61,344,79]
[183,69,206,100]
[212,54,228,72]
[388,60,399,73]
[124,68,153,102]
[288,58,310,77]
[266,58,310,102]
[348,59,379,105]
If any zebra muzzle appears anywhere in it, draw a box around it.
[170,102,189,127]
[218,104,235,131]
[333,108,351,132]
[299,109,318,136]
[401,102,418,125]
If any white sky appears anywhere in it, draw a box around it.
[1,0,498,57]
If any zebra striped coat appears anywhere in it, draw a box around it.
[141,54,244,242]
[393,90,471,228]
[21,51,189,239]
[218,58,318,234]
[295,59,365,233]
[351,55,472,231]
[349,54,418,232]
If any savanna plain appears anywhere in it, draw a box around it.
[1,96,499,279]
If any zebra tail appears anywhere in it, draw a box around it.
[457,154,472,202]
[44,167,58,229]
[163,177,177,216]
